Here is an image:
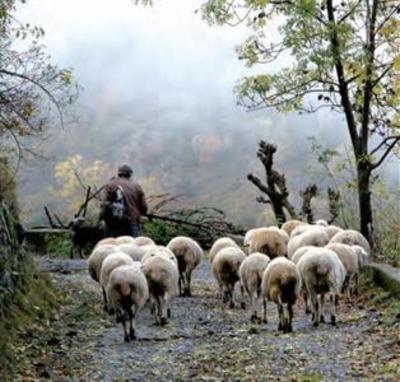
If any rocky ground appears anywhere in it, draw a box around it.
[14,256,400,381]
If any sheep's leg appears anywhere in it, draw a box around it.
[250,292,258,323]
[287,303,294,333]
[121,312,129,342]
[102,286,108,312]
[188,272,193,297]
[166,293,172,319]
[240,284,246,309]
[304,292,310,314]
[310,293,319,327]
[178,274,183,297]
[185,271,192,297]
[330,293,337,326]
[277,302,284,331]
[229,283,235,309]
[157,295,168,326]
[262,298,268,324]
[319,294,325,323]
[347,275,353,302]
[128,307,136,340]
[353,273,359,296]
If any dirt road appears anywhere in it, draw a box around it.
[27,257,400,381]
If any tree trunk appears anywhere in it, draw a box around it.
[269,194,286,227]
[356,161,373,246]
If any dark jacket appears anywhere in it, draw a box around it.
[102,177,148,224]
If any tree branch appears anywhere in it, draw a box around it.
[371,135,400,170]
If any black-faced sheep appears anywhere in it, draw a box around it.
[261,257,301,333]
[167,236,203,297]
[239,252,271,323]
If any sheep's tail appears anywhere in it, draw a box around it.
[280,274,298,304]
[118,282,132,298]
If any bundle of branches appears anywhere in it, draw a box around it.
[145,205,244,249]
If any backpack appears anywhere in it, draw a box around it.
[102,186,129,225]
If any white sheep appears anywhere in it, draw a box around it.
[107,264,149,342]
[239,252,271,323]
[287,228,329,258]
[87,244,117,283]
[100,252,134,312]
[117,243,146,261]
[141,245,178,266]
[297,247,346,326]
[261,257,301,333]
[290,224,326,238]
[324,225,344,240]
[329,229,371,256]
[115,236,136,245]
[95,237,117,247]
[326,243,367,299]
[140,252,179,325]
[248,227,287,259]
[315,219,329,227]
[167,236,203,297]
[133,236,155,247]
[244,228,259,247]
[212,246,246,308]
[209,237,239,264]
[281,219,306,236]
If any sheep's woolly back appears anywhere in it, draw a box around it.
[140,254,179,297]
[239,252,270,295]
[261,257,300,304]
[133,236,155,247]
[281,220,306,236]
[107,264,149,313]
[288,229,329,258]
[297,247,346,295]
[290,224,326,238]
[87,244,117,282]
[324,225,343,240]
[117,243,146,261]
[95,237,117,248]
[244,228,259,247]
[141,246,178,266]
[329,230,371,256]
[100,252,134,288]
[167,236,203,273]
[115,236,136,245]
[209,237,239,264]
[326,243,359,275]
[290,245,316,264]
[248,228,287,258]
[212,247,246,286]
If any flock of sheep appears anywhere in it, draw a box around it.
[86,219,370,342]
